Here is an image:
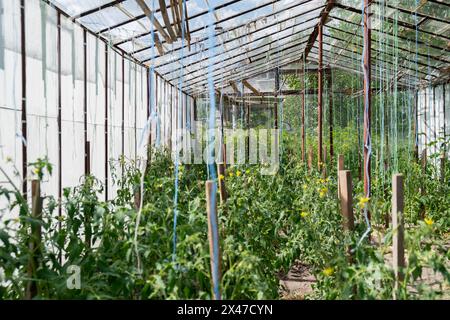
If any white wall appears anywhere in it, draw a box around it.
[0,0,193,216]
[417,83,449,165]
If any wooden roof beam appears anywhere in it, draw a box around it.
[229,81,242,96]
[303,0,336,62]
[242,79,261,96]
[159,0,178,41]
[136,0,173,44]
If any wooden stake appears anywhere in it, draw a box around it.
[440,151,446,183]
[392,173,405,299]
[205,181,222,300]
[134,188,141,211]
[26,180,42,299]
[217,163,227,205]
[337,154,344,199]
[339,170,354,231]
[420,149,426,219]
[308,147,313,171]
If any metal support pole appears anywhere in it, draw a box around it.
[83,30,88,175]
[301,89,305,161]
[122,54,125,173]
[20,0,27,197]
[327,69,334,161]
[105,45,109,201]
[363,0,371,211]
[318,22,323,170]
[274,68,280,130]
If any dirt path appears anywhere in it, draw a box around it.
[279,260,316,300]
[279,231,450,299]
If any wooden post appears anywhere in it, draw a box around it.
[339,170,354,231]
[440,151,446,183]
[26,180,43,299]
[134,188,141,211]
[317,22,323,170]
[205,181,222,300]
[337,154,344,199]
[392,174,405,299]
[308,147,313,171]
[420,149,426,219]
[322,146,327,177]
[217,163,227,205]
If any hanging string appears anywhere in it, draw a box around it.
[355,0,372,248]
[392,9,399,172]
[172,0,188,265]
[205,1,220,300]
[134,0,159,275]
[414,0,419,155]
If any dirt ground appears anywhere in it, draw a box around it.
[279,231,450,300]
[279,260,315,300]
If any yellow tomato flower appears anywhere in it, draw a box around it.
[218,174,225,181]
[302,184,308,190]
[358,197,370,209]
[323,267,334,277]
[424,217,433,226]
[236,170,242,177]
[300,211,309,218]
[319,187,328,198]
[229,172,234,177]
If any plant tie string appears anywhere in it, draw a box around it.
[355,0,372,249]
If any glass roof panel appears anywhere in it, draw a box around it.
[51,0,117,17]
[48,0,450,93]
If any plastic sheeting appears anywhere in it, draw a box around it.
[0,0,193,216]
[417,83,449,166]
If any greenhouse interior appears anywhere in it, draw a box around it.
[0,0,449,301]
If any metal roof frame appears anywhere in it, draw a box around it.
[46,0,450,95]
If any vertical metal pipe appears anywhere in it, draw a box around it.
[147,68,151,155]
[83,30,89,175]
[57,12,62,223]
[318,22,323,169]
[274,68,280,130]
[134,64,138,160]
[246,103,250,161]
[105,45,109,201]
[328,69,334,161]
[301,89,305,161]
[193,98,197,121]
[121,54,125,172]
[20,0,27,197]
[363,0,371,202]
